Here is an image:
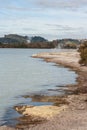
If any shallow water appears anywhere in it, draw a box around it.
[0,48,77,125]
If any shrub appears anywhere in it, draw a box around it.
[78,41,87,66]
[63,42,77,49]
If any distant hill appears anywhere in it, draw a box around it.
[0,34,52,48]
[0,34,28,44]
[56,39,80,49]
[5,34,28,42]
[0,34,81,48]
[31,36,47,43]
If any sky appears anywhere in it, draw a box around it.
[0,0,87,40]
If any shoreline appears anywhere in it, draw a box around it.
[1,50,87,130]
[32,51,87,96]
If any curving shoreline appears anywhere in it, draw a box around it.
[1,50,87,130]
[32,51,82,70]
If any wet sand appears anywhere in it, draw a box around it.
[1,50,87,130]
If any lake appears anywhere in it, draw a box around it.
[0,48,77,126]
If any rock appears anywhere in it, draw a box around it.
[15,105,67,120]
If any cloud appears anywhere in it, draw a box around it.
[0,0,87,40]
[23,27,37,31]
[45,24,83,32]
[3,6,30,11]
[0,5,42,12]
[0,0,87,12]
[36,0,87,10]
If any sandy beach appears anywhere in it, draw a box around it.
[1,50,87,130]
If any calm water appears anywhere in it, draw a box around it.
[0,49,77,126]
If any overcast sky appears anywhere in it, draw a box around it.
[0,0,87,40]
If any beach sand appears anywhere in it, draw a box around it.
[1,50,87,130]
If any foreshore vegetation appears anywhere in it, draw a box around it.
[78,41,87,66]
